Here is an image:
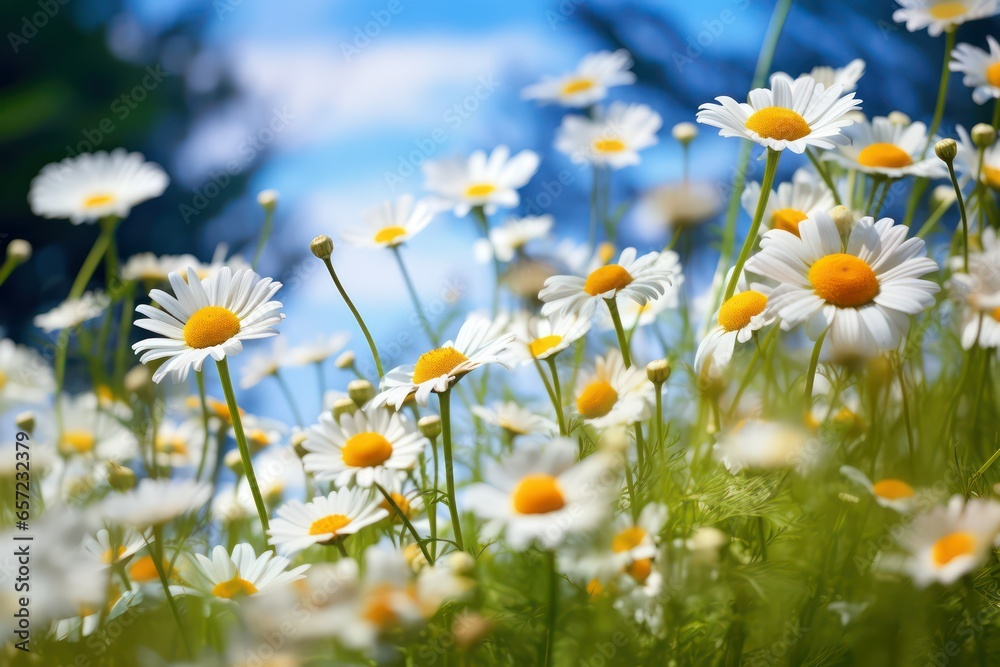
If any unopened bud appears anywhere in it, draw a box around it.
[6,239,32,264]
[15,412,35,434]
[347,379,375,407]
[310,235,334,259]
[828,205,855,235]
[225,449,244,476]
[107,462,136,492]
[257,189,279,211]
[334,350,356,369]
[333,398,357,421]
[886,111,910,127]
[418,415,442,439]
[646,359,671,384]
[935,138,957,163]
[972,123,997,148]
[124,365,153,398]
[672,122,698,146]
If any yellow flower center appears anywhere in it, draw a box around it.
[412,347,470,385]
[61,430,95,455]
[374,226,408,245]
[561,78,595,95]
[128,556,173,583]
[183,306,241,349]
[362,585,403,628]
[871,479,915,501]
[856,143,913,169]
[101,545,128,564]
[982,166,1000,190]
[0,370,6,390]
[931,531,976,567]
[83,193,115,208]
[211,576,259,599]
[593,138,627,153]
[156,437,189,456]
[744,107,811,142]
[626,558,653,583]
[247,429,272,449]
[808,254,880,308]
[576,380,618,419]
[341,432,394,468]
[718,290,768,332]
[529,334,564,358]
[380,492,413,519]
[583,264,633,296]
[928,1,967,19]
[772,208,809,236]
[308,513,353,536]
[465,183,496,198]
[512,474,566,514]
[992,306,1000,322]
[986,62,1000,88]
[611,526,648,553]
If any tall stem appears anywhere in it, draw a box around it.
[439,389,465,551]
[724,148,780,301]
[69,217,119,300]
[545,356,568,436]
[543,550,558,667]
[149,526,192,658]
[472,206,502,317]
[274,370,305,428]
[806,149,841,206]
[321,257,384,378]
[252,204,275,270]
[946,159,971,272]
[925,28,957,156]
[804,329,828,411]
[392,245,439,346]
[606,298,633,369]
[375,482,433,564]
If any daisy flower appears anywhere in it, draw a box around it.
[800,58,866,93]
[153,418,204,468]
[893,0,1000,37]
[573,349,655,429]
[239,339,295,389]
[56,392,138,461]
[947,241,1000,348]
[470,401,558,437]
[268,486,389,556]
[343,195,435,249]
[695,279,774,376]
[696,72,860,153]
[371,315,516,409]
[34,292,109,332]
[951,36,1000,104]
[302,406,426,488]
[183,544,308,601]
[132,267,284,384]
[422,145,540,217]
[28,149,168,224]
[121,252,198,283]
[189,243,253,280]
[955,124,1000,189]
[506,311,591,365]
[608,503,668,584]
[465,438,617,550]
[82,527,151,568]
[824,116,947,179]
[0,338,54,405]
[521,49,635,107]
[714,419,810,474]
[375,470,426,523]
[290,332,350,365]
[899,496,1000,586]
[539,248,673,321]
[473,215,553,263]
[555,102,662,169]
[594,252,684,331]
[746,212,940,357]
[741,169,836,237]
[100,478,211,527]
[840,465,917,513]
[635,181,724,233]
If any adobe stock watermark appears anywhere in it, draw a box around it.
[8,0,71,54]
[672,0,752,73]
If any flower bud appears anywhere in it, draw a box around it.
[887,111,911,127]
[6,239,32,264]
[672,122,698,146]
[418,415,442,439]
[291,431,308,458]
[107,462,137,492]
[828,205,855,236]
[403,542,428,571]
[334,350,356,370]
[124,365,153,399]
[310,235,334,259]
[225,449,244,476]
[332,398,357,421]
[257,189,279,211]
[347,379,375,407]
[15,411,35,434]
[646,359,671,384]
[935,138,957,163]
[972,123,997,148]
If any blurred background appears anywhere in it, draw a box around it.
[1,0,995,414]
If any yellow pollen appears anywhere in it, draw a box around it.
[928,1,967,19]
[626,558,653,583]
[611,526,648,553]
[808,254,880,308]
[561,78,595,95]
[465,183,496,198]
[931,531,976,567]
[871,479,915,501]
[363,585,402,628]
[857,143,913,169]
[374,226,408,245]
[211,576,258,599]
[341,432,394,468]
[598,242,616,264]
[576,380,618,419]
[183,306,241,349]
[412,347,470,385]
[718,290,768,332]
[744,107,811,141]
[512,474,566,514]
[583,264,633,296]
[986,62,1000,88]
[772,208,809,236]
[156,437,188,456]
[380,492,413,519]
[128,556,173,583]
[83,193,115,208]
[247,429,271,449]
[982,166,1000,190]
[101,545,128,564]
[308,513,352,536]
[61,430,95,455]
[593,138,627,153]
[529,334,564,358]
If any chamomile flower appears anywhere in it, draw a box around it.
[302,406,426,488]
[240,339,295,389]
[343,195,435,248]
[505,311,591,365]
[635,181,724,232]
[741,169,836,237]
[695,280,774,376]
[267,487,389,556]
[56,392,138,461]
[954,124,1000,188]
[465,438,617,550]
[573,349,655,429]
[82,527,151,568]
[371,315,516,409]
[746,212,940,357]
[422,145,540,217]
[474,215,553,263]
[539,248,674,321]
[899,496,1000,586]
[951,36,1000,104]
[34,292,110,332]
[696,72,860,153]
[800,59,866,93]
[121,252,199,283]
[132,267,284,384]
[947,242,1000,348]
[0,338,54,405]
[595,251,684,327]
[608,503,668,583]
[555,102,662,169]
[840,465,917,513]
[893,0,1000,37]
[714,419,810,474]
[28,149,168,224]
[824,116,947,179]
[470,401,558,437]
[184,544,308,602]
[521,49,635,107]
[153,418,204,468]
[290,332,350,365]
[100,478,211,527]
[190,243,253,280]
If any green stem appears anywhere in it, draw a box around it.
[804,329,828,410]
[946,160,971,272]
[69,217,119,300]
[439,389,465,551]
[915,198,954,238]
[543,550,558,667]
[252,204,275,270]
[274,370,305,427]
[113,281,135,391]
[924,28,956,156]
[606,298,633,369]
[874,178,895,217]
[0,257,19,287]
[321,258,383,378]
[392,245,439,346]
[472,206,502,317]
[806,149,841,205]
[194,373,212,483]
[149,526,192,658]
[993,98,1000,129]
[725,148,780,301]
[429,435,439,560]
[546,356,568,437]
[375,482,433,564]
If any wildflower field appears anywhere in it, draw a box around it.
[7,0,1000,665]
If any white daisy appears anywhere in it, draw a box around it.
[474,215,553,263]
[899,496,1000,586]
[267,486,389,556]
[343,195,435,249]
[100,478,211,527]
[132,266,284,384]
[56,392,138,461]
[470,401,558,437]
[34,292,109,332]
[121,252,199,283]
[840,465,917,513]
[607,503,668,583]
[595,252,684,330]
[302,406,426,488]
[82,527,151,568]
[153,418,205,468]
[955,124,1000,189]
[290,332,350,365]
[573,349,655,429]
[190,243,253,280]
[0,338,54,405]
[371,315,516,409]
[635,181,724,233]
[951,36,1000,104]
[505,311,591,365]
[521,49,635,107]
[800,59,866,93]
[947,238,1000,348]
[695,279,775,376]
[741,169,836,237]
[422,145,540,217]
[183,544,308,601]
[28,149,168,224]
[465,438,617,550]
[239,339,296,389]
[555,102,662,169]
[746,212,940,357]
[539,248,674,321]
[696,72,860,153]
[824,116,947,179]
[714,419,810,474]
[893,0,1000,37]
